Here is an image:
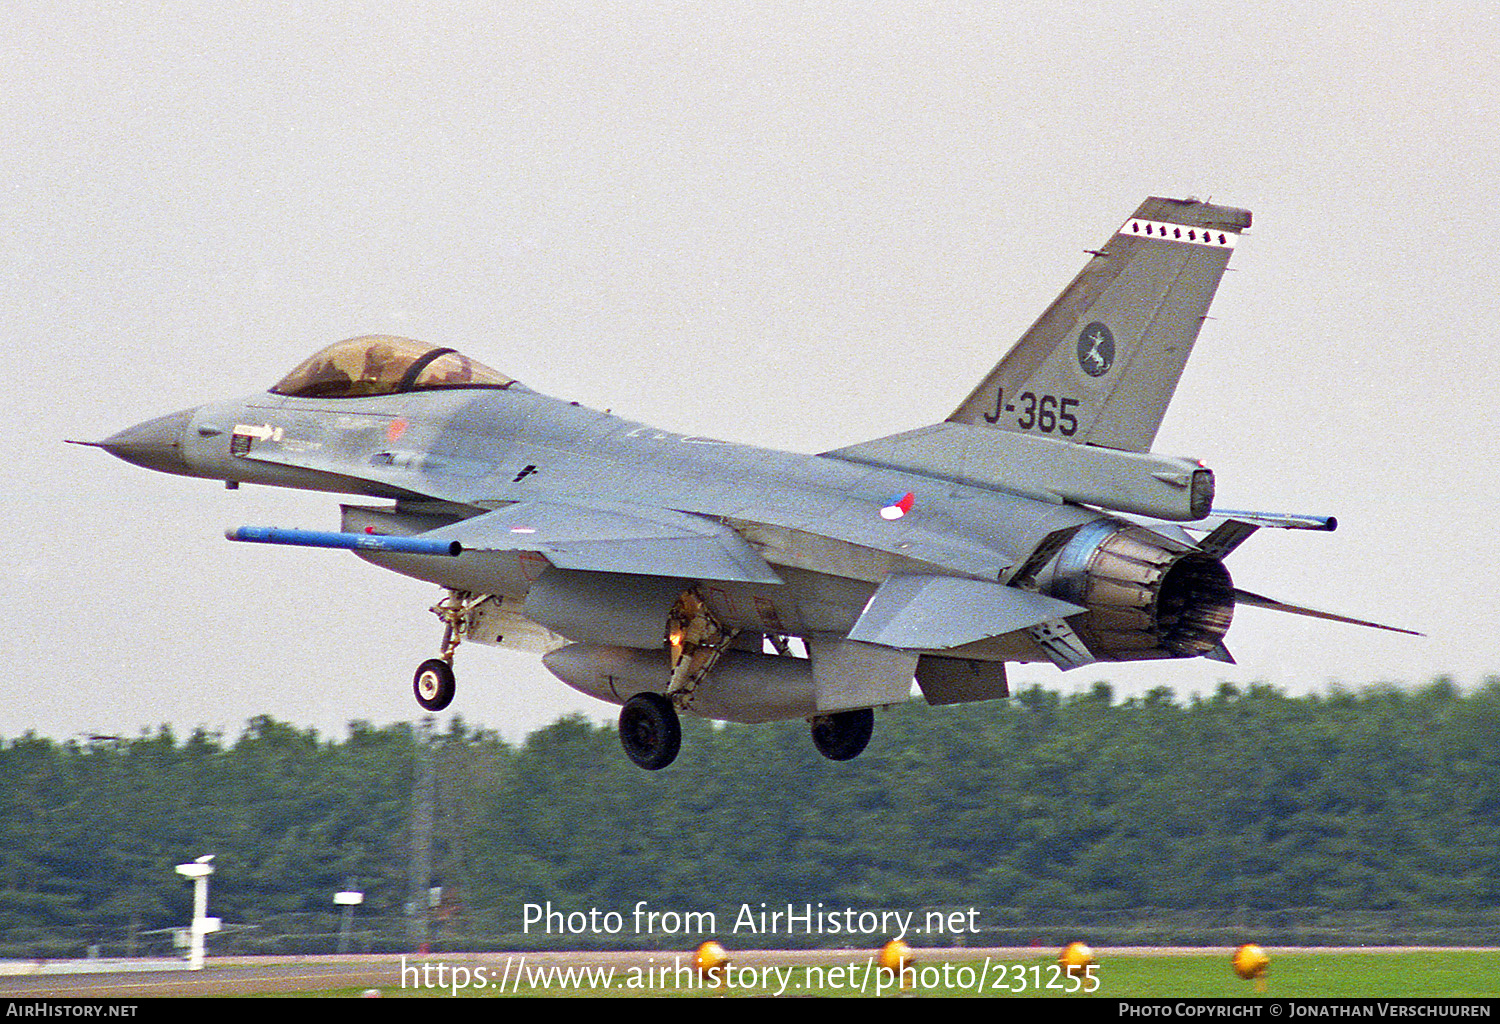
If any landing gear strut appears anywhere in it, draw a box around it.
[665,588,736,710]
[810,708,874,761]
[619,693,682,770]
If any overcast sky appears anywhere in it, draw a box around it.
[3,1,1496,744]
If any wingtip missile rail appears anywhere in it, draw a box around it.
[225,526,462,556]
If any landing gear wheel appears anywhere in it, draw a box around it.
[619,693,681,770]
[413,659,456,712]
[810,708,874,761]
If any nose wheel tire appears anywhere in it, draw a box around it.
[618,693,681,770]
[413,659,456,711]
[810,708,874,761]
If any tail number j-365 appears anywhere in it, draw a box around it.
[983,390,1079,436]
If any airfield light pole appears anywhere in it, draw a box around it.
[334,888,364,953]
[408,717,436,952]
[173,855,219,970]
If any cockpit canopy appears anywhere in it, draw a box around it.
[270,336,517,399]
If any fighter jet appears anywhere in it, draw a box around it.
[82,197,1414,769]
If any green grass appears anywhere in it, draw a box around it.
[1073,952,1500,999]
[308,951,1500,998]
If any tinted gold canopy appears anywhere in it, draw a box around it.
[271,336,515,398]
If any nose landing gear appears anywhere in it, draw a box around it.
[413,658,456,711]
[411,589,486,712]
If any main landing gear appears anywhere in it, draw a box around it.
[810,708,874,761]
[610,585,884,770]
[618,693,682,771]
[614,586,729,771]
[615,701,877,769]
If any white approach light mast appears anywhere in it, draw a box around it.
[173,855,220,970]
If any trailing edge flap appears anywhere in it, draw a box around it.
[420,501,783,584]
[1234,589,1422,637]
[849,574,1086,650]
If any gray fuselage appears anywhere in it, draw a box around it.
[178,384,1103,664]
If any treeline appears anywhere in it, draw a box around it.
[3,679,1499,956]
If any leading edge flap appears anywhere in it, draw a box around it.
[421,501,783,584]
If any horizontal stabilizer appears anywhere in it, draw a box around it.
[1129,508,1338,558]
[1234,588,1421,636]
[849,574,1085,650]
[421,502,783,584]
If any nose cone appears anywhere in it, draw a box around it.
[94,408,196,475]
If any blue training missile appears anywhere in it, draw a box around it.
[226,526,461,556]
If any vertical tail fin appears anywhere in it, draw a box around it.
[949,197,1252,452]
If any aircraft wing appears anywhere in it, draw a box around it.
[235,429,1021,579]
[1195,509,1338,532]
[418,501,784,584]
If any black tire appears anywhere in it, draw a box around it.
[810,707,874,761]
[618,693,681,770]
[413,659,456,712]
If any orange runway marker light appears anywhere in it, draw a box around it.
[1233,943,1269,991]
[1059,940,1096,984]
[694,940,730,989]
[879,938,914,991]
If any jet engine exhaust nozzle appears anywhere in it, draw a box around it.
[1050,522,1234,661]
